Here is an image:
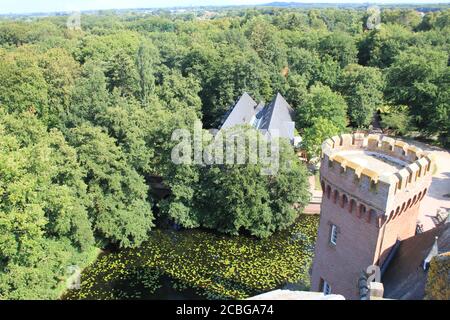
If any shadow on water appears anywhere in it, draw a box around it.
[152,276,202,300]
[63,265,204,300]
[112,270,204,300]
[63,265,259,300]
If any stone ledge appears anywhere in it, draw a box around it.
[247,289,346,300]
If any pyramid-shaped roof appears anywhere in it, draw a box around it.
[220,92,296,142]
[220,92,258,130]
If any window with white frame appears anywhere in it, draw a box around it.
[330,224,338,245]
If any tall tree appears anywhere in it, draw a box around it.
[0,110,95,299]
[135,41,158,105]
[0,49,48,118]
[319,31,358,68]
[295,83,348,130]
[197,127,310,238]
[38,48,80,127]
[67,61,110,127]
[385,46,449,144]
[302,117,342,159]
[283,73,309,111]
[244,17,288,71]
[338,64,384,128]
[67,125,154,248]
[156,69,202,116]
[104,50,139,97]
[358,24,415,68]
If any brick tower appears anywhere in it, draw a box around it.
[310,133,434,299]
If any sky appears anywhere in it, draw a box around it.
[0,0,448,14]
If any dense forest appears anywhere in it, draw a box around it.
[0,6,449,299]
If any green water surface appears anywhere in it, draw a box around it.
[64,215,319,300]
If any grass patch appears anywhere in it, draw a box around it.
[314,173,322,191]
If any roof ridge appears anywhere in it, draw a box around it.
[275,92,294,112]
[262,94,278,130]
[219,92,258,129]
[263,92,293,130]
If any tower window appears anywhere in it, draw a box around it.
[322,280,331,295]
[330,224,338,245]
[333,190,339,204]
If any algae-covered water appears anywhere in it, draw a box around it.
[63,215,319,300]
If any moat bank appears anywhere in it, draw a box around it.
[63,215,319,300]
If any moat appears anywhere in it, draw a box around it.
[63,215,319,300]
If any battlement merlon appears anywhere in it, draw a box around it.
[320,133,435,213]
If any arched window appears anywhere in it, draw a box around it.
[321,180,325,192]
[326,185,331,199]
[358,204,366,218]
[412,195,417,205]
[341,194,348,209]
[368,209,376,223]
[407,199,412,209]
[349,199,356,213]
[333,190,339,204]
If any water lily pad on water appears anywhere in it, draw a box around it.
[63,215,319,300]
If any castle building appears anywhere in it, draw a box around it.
[220,92,301,146]
[311,133,434,300]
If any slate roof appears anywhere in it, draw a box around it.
[220,92,296,142]
[382,222,450,300]
[220,92,258,130]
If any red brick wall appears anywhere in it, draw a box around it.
[311,190,380,300]
[311,173,431,299]
[375,195,427,265]
[313,134,434,300]
[375,174,431,265]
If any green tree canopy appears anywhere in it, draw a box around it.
[0,49,48,118]
[319,31,358,68]
[67,61,110,127]
[135,41,158,105]
[295,83,348,130]
[66,125,154,248]
[197,127,311,238]
[358,24,415,68]
[385,46,449,144]
[338,64,384,128]
[0,109,96,299]
[301,117,342,159]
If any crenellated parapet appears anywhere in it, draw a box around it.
[312,133,435,299]
[320,133,434,220]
